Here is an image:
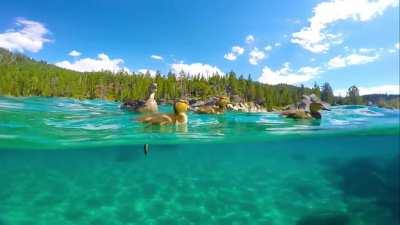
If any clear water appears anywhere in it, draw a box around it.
[0,96,399,225]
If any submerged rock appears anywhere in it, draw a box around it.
[334,157,387,198]
[296,211,350,225]
[377,154,400,220]
[328,155,400,222]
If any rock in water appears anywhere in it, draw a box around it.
[296,212,350,225]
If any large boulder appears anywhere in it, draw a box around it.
[227,101,267,113]
[189,97,215,109]
[290,94,330,112]
[230,95,243,103]
[190,100,206,107]
[189,96,268,113]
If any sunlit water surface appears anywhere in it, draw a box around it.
[0,96,399,225]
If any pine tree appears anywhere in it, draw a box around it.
[346,85,363,105]
[321,82,334,104]
[0,48,320,108]
[312,82,321,98]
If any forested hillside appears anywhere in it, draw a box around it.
[0,48,323,109]
[2,48,397,109]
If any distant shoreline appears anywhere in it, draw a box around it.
[0,94,399,110]
[1,48,399,110]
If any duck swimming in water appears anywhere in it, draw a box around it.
[137,99,189,125]
[281,102,330,119]
[121,83,158,113]
[194,96,230,114]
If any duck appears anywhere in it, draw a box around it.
[137,99,189,125]
[193,96,230,114]
[281,102,330,119]
[121,83,158,113]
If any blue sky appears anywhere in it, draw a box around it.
[0,0,399,95]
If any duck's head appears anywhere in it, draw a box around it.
[217,96,230,108]
[310,102,330,113]
[174,99,189,114]
[309,102,330,119]
[148,83,158,93]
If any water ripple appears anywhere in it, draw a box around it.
[0,96,398,149]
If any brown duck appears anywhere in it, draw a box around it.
[194,96,230,114]
[281,102,329,119]
[137,100,189,125]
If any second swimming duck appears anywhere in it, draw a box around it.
[281,102,329,119]
[137,99,189,125]
[193,96,230,114]
[121,83,158,113]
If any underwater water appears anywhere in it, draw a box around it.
[0,96,399,225]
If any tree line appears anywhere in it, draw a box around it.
[0,48,379,109]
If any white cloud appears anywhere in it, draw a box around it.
[291,0,398,53]
[224,46,244,61]
[150,55,163,61]
[232,46,244,55]
[359,48,374,53]
[327,52,379,69]
[264,45,273,51]
[171,63,224,78]
[0,18,50,53]
[245,35,255,44]
[257,47,380,85]
[55,53,129,73]
[224,53,237,61]
[274,42,281,47]
[249,48,265,65]
[138,69,157,77]
[69,50,81,57]
[388,43,399,53]
[258,63,321,85]
[334,84,400,96]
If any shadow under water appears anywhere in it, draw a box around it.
[324,155,399,224]
[296,211,350,225]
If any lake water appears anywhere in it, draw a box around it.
[0,96,399,225]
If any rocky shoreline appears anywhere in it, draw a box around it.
[160,94,331,114]
[186,96,268,113]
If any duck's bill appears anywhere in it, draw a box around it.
[321,105,331,111]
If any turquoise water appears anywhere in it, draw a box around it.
[0,96,399,225]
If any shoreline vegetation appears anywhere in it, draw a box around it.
[1,48,399,111]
